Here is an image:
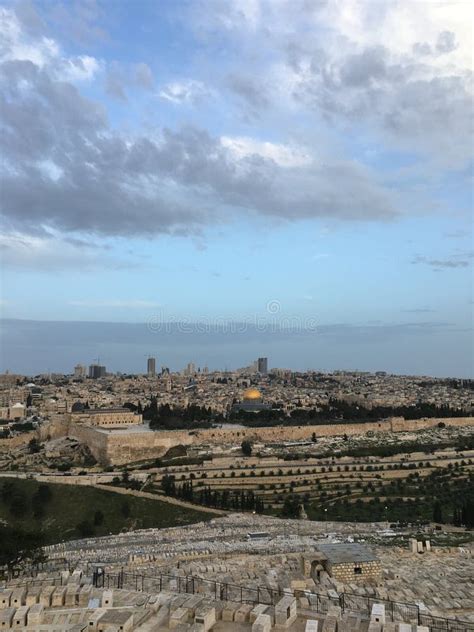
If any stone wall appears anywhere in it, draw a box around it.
[0,416,70,453]
[0,415,472,465]
[72,409,142,426]
[327,560,382,583]
[68,424,111,465]
[390,416,473,432]
[69,415,474,466]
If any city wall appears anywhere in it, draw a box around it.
[390,416,472,432]
[0,415,472,465]
[68,415,474,465]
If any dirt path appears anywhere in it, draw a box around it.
[93,483,228,516]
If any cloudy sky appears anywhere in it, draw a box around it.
[0,0,472,376]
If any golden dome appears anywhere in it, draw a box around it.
[243,387,262,401]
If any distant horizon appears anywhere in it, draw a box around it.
[1,318,472,379]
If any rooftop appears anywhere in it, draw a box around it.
[316,543,377,565]
[72,408,136,414]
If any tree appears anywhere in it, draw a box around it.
[241,440,252,457]
[433,500,443,523]
[161,474,176,496]
[36,484,52,504]
[76,520,95,537]
[31,486,51,521]
[281,495,301,518]
[0,526,46,579]
[28,438,41,454]
[1,480,16,503]
[9,491,27,518]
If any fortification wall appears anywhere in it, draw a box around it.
[38,416,70,441]
[91,416,473,465]
[390,416,473,432]
[0,415,472,465]
[0,417,70,453]
[67,423,111,465]
[191,420,390,445]
[103,431,184,465]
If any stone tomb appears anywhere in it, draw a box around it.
[371,604,385,625]
[0,590,12,609]
[96,609,134,632]
[27,603,44,625]
[0,608,14,628]
[316,543,382,583]
[194,605,216,631]
[12,605,28,628]
[9,588,25,608]
[252,613,272,632]
[275,595,297,629]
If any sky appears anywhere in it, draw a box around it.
[0,0,473,377]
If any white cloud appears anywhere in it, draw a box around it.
[57,55,101,82]
[0,232,130,271]
[0,7,100,82]
[220,136,312,168]
[37,160,64,182]
[0,7,58,67]
[313,0,472,63]
[191,0,262,33]
[159,79,212,104]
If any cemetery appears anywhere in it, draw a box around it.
[0,513,471,631]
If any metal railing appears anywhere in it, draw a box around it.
[97,570,473,632]
[3,565,473,632]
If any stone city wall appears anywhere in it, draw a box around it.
[68,423,111,464]
[390,416,473,432]
[0,416,70,452]
[71,415,474,466]
[0,415,472,465]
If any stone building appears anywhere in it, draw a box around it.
[71,408,142,427]
[305,544,381,584]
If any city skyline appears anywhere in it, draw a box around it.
[1,317,472,378]
[0,0,473,377]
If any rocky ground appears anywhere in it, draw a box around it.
[0,436,96,471]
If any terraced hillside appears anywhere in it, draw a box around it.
[142,435,474,525]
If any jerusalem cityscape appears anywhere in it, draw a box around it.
[0,0,473,631]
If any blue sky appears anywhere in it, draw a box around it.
[0,0,473,376]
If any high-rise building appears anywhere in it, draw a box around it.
[147,357,156,377]
[88,364,106,379]
[257,357,268,375]
[74,364,86,378]
[184,362,196,376]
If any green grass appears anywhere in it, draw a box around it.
[0,477,212,545]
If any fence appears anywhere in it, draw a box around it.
[96,570,473,632]
[3,565,473,632]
